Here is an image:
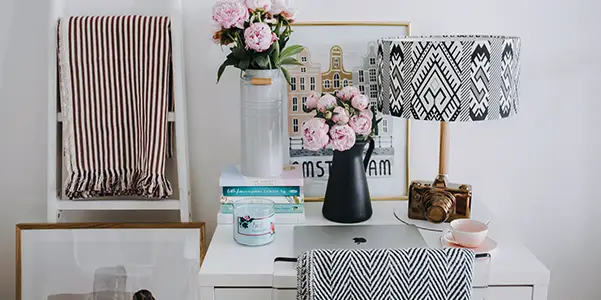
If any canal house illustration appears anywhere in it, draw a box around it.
[352,42,393,140]
[286,48,322,138]
[287,43,395,175]
[321,46,353,94]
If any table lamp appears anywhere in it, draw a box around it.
[377,35,521,223]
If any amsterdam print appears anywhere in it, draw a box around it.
[284,24,409,198]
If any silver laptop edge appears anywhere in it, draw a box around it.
[293,224,428,256]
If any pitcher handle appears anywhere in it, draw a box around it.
[363,137,375,170]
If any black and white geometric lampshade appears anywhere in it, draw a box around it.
[377,35,521,122]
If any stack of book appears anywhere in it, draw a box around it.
[218,164,305,224]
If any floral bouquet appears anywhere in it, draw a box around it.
[212,0,304,84]
[301,86,381,152]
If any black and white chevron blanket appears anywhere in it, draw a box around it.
[296,248,475,300]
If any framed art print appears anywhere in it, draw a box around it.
[16,223,206,300]
[283,22,411,201]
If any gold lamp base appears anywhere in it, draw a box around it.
[406,122,473,224]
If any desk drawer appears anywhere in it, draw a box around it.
[485,286,533,299]
[215,288,272,300]
[273,286,533,300]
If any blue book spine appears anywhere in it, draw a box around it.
[222,186,301,197]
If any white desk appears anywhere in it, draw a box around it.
[199,201,550,300]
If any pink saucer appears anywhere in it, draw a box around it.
[440,231,498,255]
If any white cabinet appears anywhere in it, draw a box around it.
[486,287,533,299]
[269,287,533,300]
[211,286,535,300]
[200,202,550,300]
[214,288,273,300]
[272,289,295,300]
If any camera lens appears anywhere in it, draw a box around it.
[423,190,455,223]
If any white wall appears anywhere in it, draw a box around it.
[0,0,600,299]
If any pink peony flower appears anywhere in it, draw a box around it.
[332,106,350,125]
[244,22,278,52]
[317,94,337,113]
[337,86,361,101]
[245,0,272,11]
[270,0,297,21]
[351,94,370,111]
[305,92,320,110]
[302,118,330,151]
[329,124,357,151]
[349,110,373,136]
[212,0,249,30]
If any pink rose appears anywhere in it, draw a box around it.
[332,106,350,125]
[245,0,272,11]
[349,110,373,136]
[337,86,360,101]
[270,0,297,21]
[351,94,370,111]
[244,22,277,52]
[305,92,320,110]
[317,94,337,113]
[329,124,357,152]
[302,118,330,151]
[212,0,249,30]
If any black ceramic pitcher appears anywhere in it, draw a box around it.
[322,137,375,223]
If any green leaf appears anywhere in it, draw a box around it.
[255,55,270,68]
[272,41,281,67]
[279,36,289,52]
[279,57,304,66]
[232,47,247,60]
[281,67,292,86]
[216,56,238,83]
[373,107,381,135]
[349,107,357,116]
[267,43,276,56]
[279,45,304,60]
[239,59,250,71]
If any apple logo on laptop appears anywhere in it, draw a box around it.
[353,237,367,245]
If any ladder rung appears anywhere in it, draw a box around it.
[55,199,181,211]
[57,112,176,122]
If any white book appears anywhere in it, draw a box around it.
[220,195,304,205]
[219,164,304,188]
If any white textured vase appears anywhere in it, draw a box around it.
[240,69,284,178]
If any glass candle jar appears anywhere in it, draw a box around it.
[232,198,276,246]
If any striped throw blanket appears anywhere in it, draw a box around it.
[297,248,475,300]
[58,16,173,199]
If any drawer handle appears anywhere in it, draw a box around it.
[275,257,297,263]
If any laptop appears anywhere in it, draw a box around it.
[293,224,427,256]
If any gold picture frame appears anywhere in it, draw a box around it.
[16,222,206,300]
[287,21,411,202]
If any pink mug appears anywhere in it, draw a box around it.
[443,219,488,248]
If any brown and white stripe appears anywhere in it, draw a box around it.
[58,15,173,199]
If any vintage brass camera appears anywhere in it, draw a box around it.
[407,175,472,223]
